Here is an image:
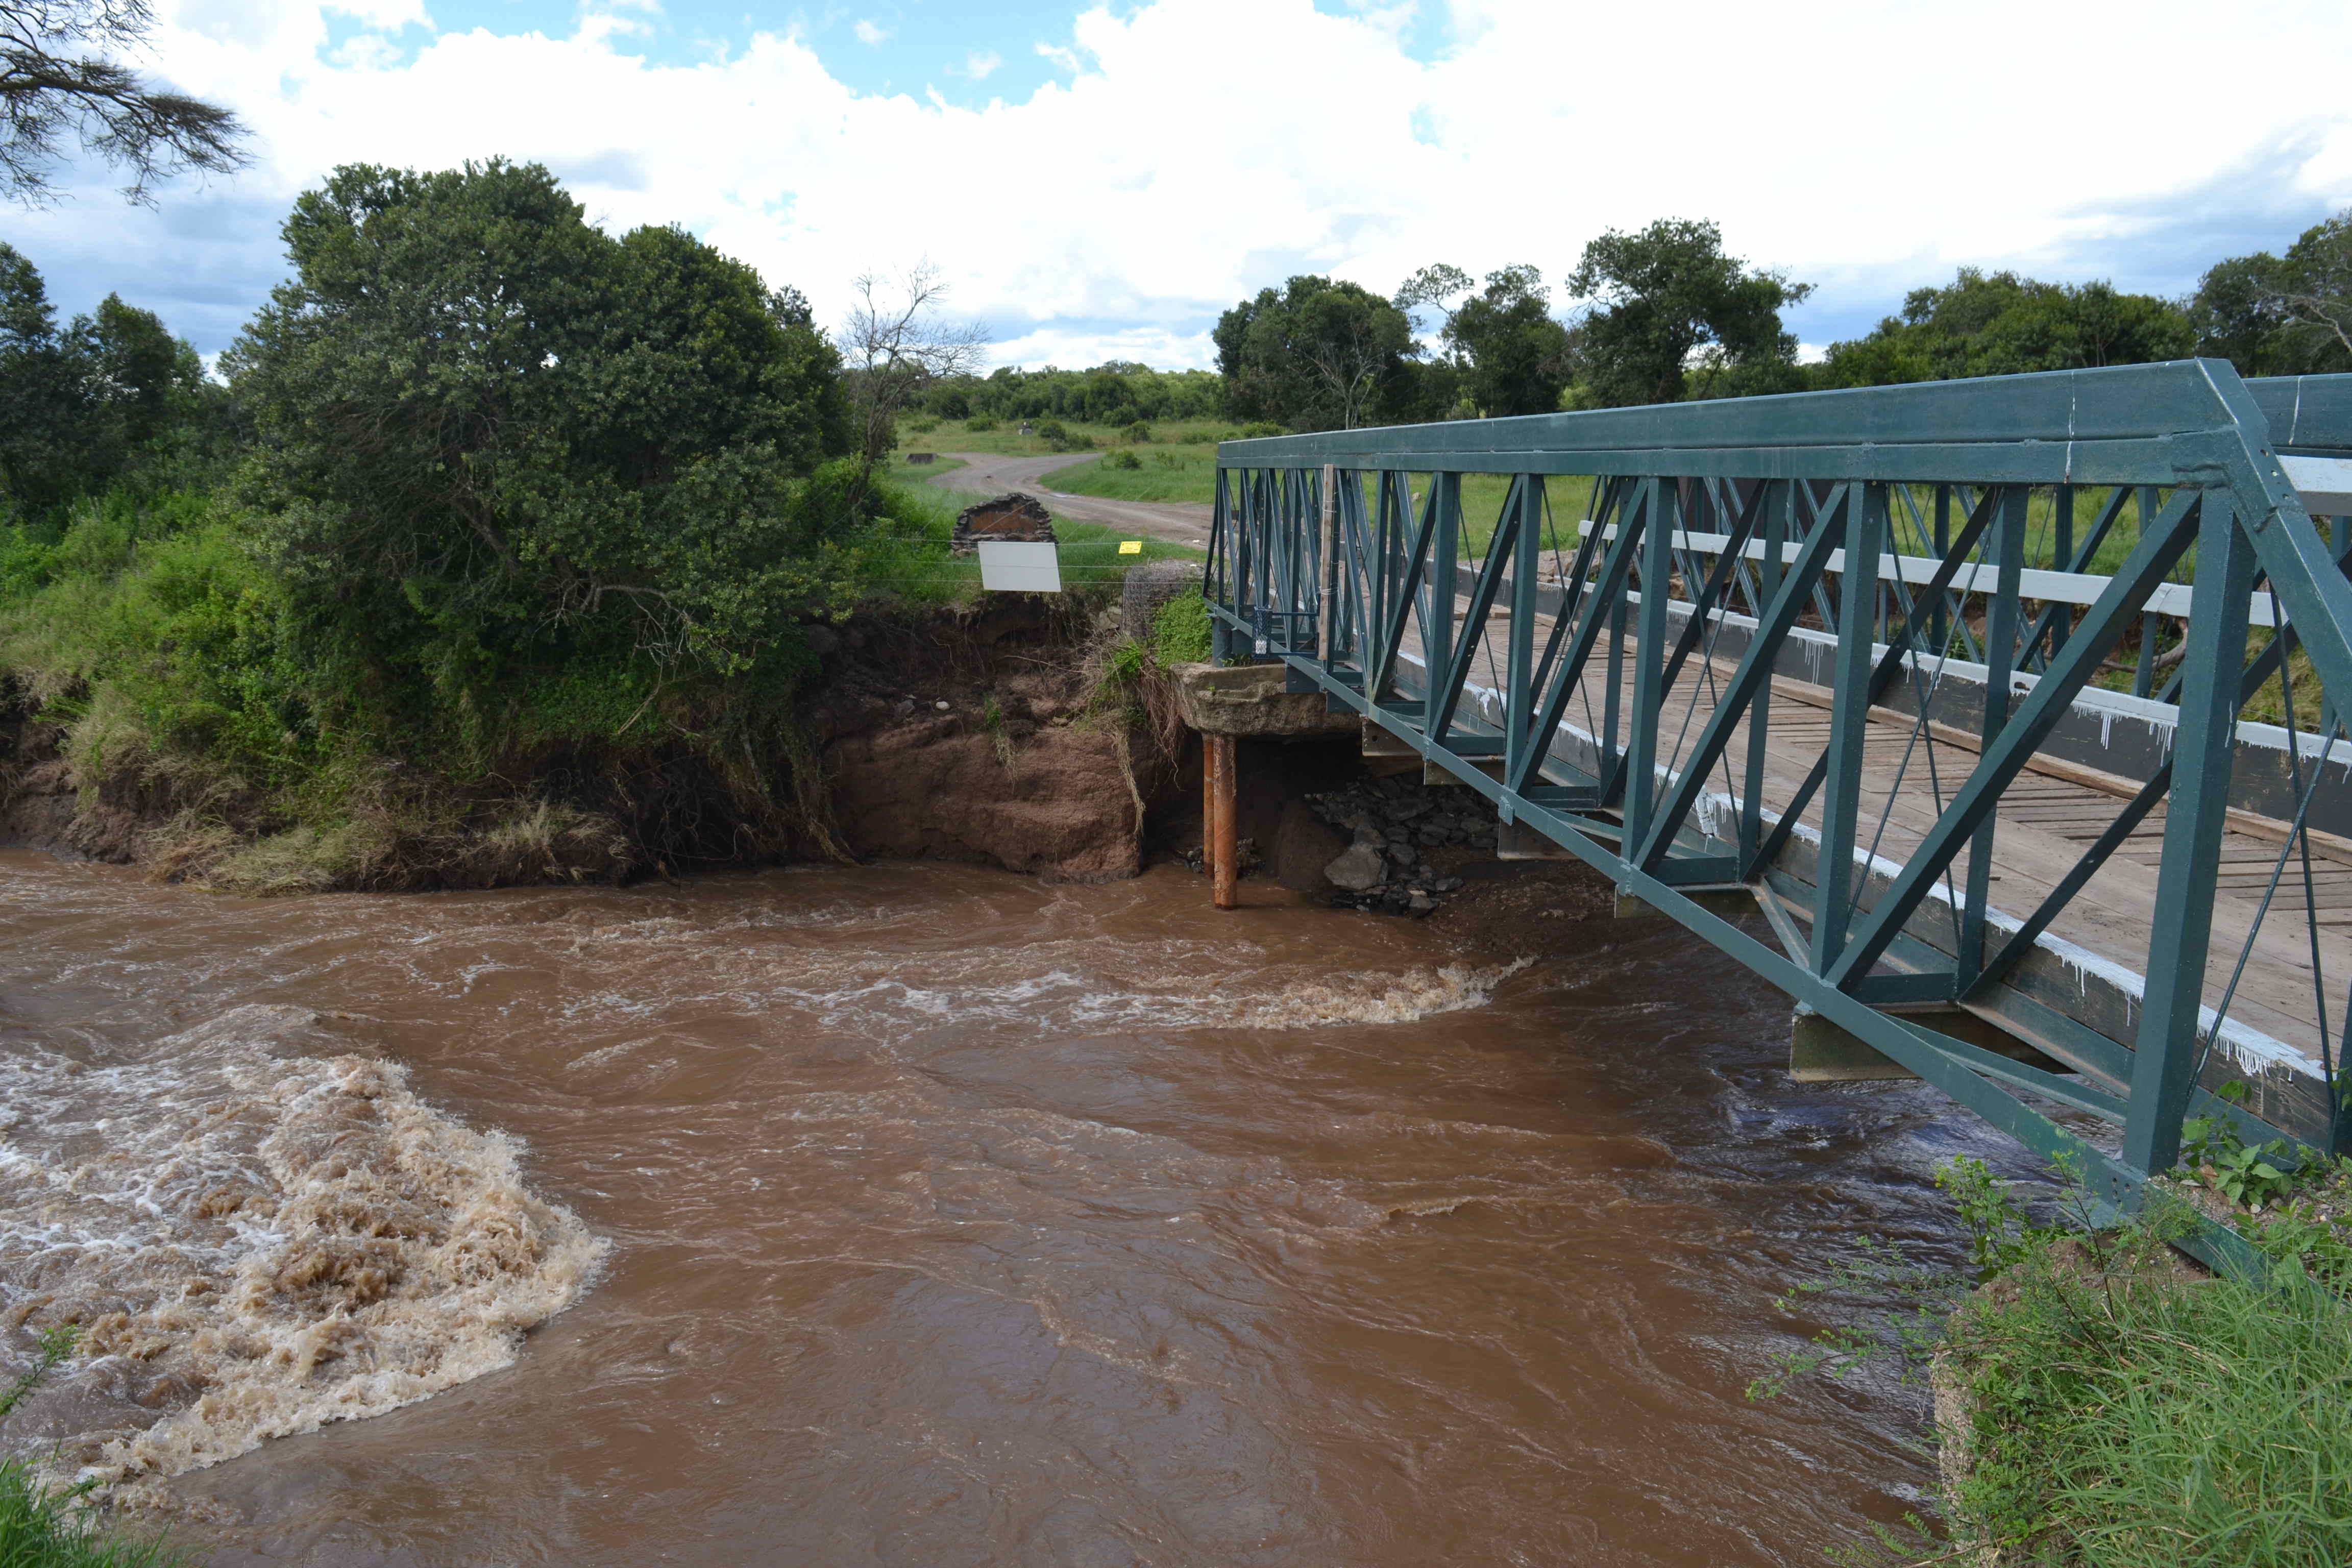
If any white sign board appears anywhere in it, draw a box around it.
[977,540,1062,593]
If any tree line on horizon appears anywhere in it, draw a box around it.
[896,212,2352,439]
[1193,212,2352,432]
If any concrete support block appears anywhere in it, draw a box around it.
[1790,1005,1917,1082]
[1423,757,1503,788]
[1613,883,1757,921]
[1360,718,1416,757]
[1171,663,1357,740]
[1498,821,1578,862]
[1790,1003,2069,1083]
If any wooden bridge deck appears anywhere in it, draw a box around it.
[1413,603,2350,1081]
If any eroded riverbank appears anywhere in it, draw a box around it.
[0,849,2055,1565]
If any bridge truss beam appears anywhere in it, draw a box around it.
[1204,360,2352,1264]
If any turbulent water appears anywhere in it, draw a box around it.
[0,848,2049,1565]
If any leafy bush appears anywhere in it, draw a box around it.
[1034,420,1095,452]
[0,524,59,600]
[1151,591,1211,664]
[965,416,997,432]
[2,494,328,789]
[1104,449,1141,470]
[230,160,852,689]
[2179,1116,2300,1209]
[1237,421,1286,438]
[916,364,1223,426]
[1123,420,1153,443]
[903,415,938,434]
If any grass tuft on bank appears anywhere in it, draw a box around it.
[1945,1237,2352,1566]
[2,1330,187,1568]
[1758,1150,2352,1567]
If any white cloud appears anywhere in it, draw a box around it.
[852,18,890,46]
[11,0,2352,368]
[989,322,1217,372]
[1033,37,1083,75]
[320,0,432,29]
[961,48,1002,80]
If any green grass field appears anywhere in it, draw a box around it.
[1036,450,2164,586]
[1045,444,1218,504]
[857,475,1202,607]
[997,430,2230,711]
[898,417,1236,460]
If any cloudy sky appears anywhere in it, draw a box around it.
[9,0,2352,371]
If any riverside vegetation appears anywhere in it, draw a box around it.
[0,1331,185,1568]
[9,155,2352,1564]
[1758,1135,2352,1567]
[0,160,1194,894]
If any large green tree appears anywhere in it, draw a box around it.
[1214,275,1413,430]
[230,160,849,682]
[0,239,69,511]
[2189,211,2352,378]
[1565,219,1811,407]
[0,240,214,518]
[1400,263,1575,418]
[1819,268,2195,387]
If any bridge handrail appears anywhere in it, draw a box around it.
[1204,361,2352,1241]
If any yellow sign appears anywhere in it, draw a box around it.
[1118,540,1143,555]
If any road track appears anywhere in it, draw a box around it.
[927,450,1212,550]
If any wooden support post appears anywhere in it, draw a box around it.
[1201,728,1216,888]
[1209,732,1239,910]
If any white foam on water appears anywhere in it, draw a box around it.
[1226,958,1536,1030]
[759,948,1537,1039]
[0,1004,603,1487]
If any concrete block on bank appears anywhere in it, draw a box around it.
[1168,663,1359,740]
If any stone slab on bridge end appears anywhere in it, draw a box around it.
[1168,663,1360,740]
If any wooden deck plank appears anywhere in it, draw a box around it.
[1405,583,2347,1070]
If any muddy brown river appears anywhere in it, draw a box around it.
[0,848,2041,1564]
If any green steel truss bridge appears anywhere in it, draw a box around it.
[1202,360,2352,1257]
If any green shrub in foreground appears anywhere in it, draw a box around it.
[1150,593,1211,665]
[1948,1232,2352,1566]
[1,1329,188,1568]
[1757,1155,2352,1567]
[0,1460,185,1568]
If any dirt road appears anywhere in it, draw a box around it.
[927,450,1212,550]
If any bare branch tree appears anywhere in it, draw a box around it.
[2278,286,2352,363]
[838,261,988,474]
[2,0,249,206]
[1301,311,1389,430]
